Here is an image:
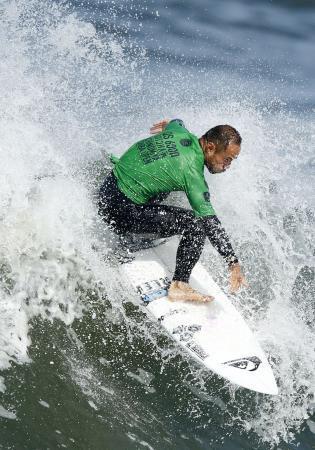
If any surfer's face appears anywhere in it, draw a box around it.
[205,142,240,174]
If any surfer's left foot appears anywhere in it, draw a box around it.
[168,281,214,303]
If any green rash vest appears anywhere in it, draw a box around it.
[112,120,216,218]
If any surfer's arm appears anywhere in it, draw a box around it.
[150,118,187,134]
[201,215,247,292]
[184,171,237,264]
[184,171,247,291]
[200,215,238,266]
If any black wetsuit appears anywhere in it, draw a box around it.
[98,172,238,283]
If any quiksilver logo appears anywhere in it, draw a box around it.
[223,356,261,371]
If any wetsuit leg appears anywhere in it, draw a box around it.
[99,173,206,283]
[121,203,206,283]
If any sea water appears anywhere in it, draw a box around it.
[0,0,314,448]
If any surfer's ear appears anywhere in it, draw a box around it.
[205,141,216,156]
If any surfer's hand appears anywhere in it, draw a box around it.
[150,120,169,134]
[229,263,248,293]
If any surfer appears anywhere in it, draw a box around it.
[98,119,247,302]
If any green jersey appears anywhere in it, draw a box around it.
[113,120,215,217]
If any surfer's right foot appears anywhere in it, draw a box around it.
[168,281,214,303]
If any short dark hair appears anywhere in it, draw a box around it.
[202,125,242,149]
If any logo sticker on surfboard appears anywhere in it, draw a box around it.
[136,277,171,303]
[223,356,262,371]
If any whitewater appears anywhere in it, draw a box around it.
[0,0,314,448]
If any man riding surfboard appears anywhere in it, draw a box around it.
[98,119,247,302]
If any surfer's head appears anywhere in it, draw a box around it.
[199,125,241,174]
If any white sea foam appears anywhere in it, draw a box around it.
[0,0,123,381]
[39,400,50,408]
[0,405,16,420]
[0,376,6,393]
[127,368,156,393]
[192,102,315,444]
[0,0,314,447]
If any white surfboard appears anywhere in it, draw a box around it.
[119,237,278,395]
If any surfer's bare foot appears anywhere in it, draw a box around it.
[168,281,214,303]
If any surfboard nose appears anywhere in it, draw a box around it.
[215,360,279,395]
